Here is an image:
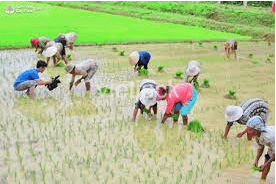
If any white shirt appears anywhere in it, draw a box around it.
[256,126,275,155]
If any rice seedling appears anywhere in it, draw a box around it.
[120,50,125,56]
[201,78,210,88]
[138,68,149,76]
[112,46,118,52]
[213,45,218,50]
[67,54,72,61]
[175,71,183,79]
[193,81,199,90]
[251,58,260,65]
[187,120,204,134]
[226,89,236,99]
[268,53,274,57]
[248,53,253,58]
[157,64,165,72]
[198,41,203,47]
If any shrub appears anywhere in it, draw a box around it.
[201,78,210,88]
[120,50,125,56]
[175,71,183,78]
[138,68,149,76]
[157,64,164,72]
[226,89,236,99]
[187,119,204,133]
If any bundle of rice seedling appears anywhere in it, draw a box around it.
[193,81,199,90]
[157,65,164,72]
[187,119,204,133]
[251,166,260,172]
[56,62,65,67]
[138,68,149,76]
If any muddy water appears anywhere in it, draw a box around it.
[0,41,274,183]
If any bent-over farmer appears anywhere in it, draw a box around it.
[132,79,157,121]
[30,37,50,54]
[224,98,269,140]
[129,51,151,72]
[65,59,98,92]
[13,60,52,99]
[224,39,238,58]
[184,61,201,84]
[246,116,275,180]
[157,83,198,125]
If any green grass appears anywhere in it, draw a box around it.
[37,1,274,39]
[0,2,251,48]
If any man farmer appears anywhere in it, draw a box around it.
[30,37,50,54]
[224,39,238,58]
[65,59,98,92]
[13,60,53,99]
[132,79,157,121]
[157,82,198,125]
[246,116,275,180]
[184,60,201,84]
[224,98,269,140]
[129,51,151,72]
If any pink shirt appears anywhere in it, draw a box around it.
[165,83,193,114]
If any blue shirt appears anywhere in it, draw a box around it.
[13,68,39,87]
[139,51,151,65]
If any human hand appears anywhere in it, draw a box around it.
[237,132,244,138]
[74,79,82,86]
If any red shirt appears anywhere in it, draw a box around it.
[165,83,193,114]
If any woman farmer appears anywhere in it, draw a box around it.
[129,51,151,72]
[184,61,201,84]
[223,98,269,140]
[65,59,98,92]
[246,116,275,180]
[157,83,198,125]
[54,34,68,65]
[132,79,157,121]
[30,37,50,54]
[224,39,238,58]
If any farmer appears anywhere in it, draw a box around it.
[157,83,198,125]
[13,60,52,99]
[65,59,98,92]
[224,39,238,58]
[132,79,157,121]
[223,98,269,140]
[184,61,201,84]
[30,37,50,54]
[54,34,68,65]
[129,51,151,72]
[246,116,275,180]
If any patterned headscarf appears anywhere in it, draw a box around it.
[246,116,265,131]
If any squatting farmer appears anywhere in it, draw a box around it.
[157,83,198,125]
[184,61,201,84]
[13,60,53,99]
[132,79,158,121]
[30,37,50,54]
[129,51,151,72]
[224,98,269,140]
[246,116,275,180]
[65,59,98,92]
[224,39,238,58]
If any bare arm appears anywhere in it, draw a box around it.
[132,108,139,121]
[254,147,264,166]
[161,113,172,123]
[237,127,250,138]
[223,124,231,138]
